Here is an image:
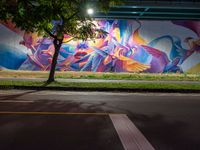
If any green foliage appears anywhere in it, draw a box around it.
[0,0,121,40]
[1,0,122,82]
[0,80,200,91]
[1,71,200,81]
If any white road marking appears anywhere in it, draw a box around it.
[0,100,34,103]
[110,114,155,150]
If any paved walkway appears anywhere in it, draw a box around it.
[0,77,200,84]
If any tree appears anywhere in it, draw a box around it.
[0,0,121,83]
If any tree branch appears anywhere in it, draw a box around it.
[44,28,56,39]
[66,11,79,22]
[64,37,75,43]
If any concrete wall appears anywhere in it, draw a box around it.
[0,20,200,73]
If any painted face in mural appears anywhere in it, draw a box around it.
[0,20,200,73]
[74,42,90,60]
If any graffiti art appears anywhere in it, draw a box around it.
[0,20,200,73]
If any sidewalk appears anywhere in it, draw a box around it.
[1,77,200,84]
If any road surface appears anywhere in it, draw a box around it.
[0,90,200,150]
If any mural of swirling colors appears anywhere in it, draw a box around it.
[0,20,200,73]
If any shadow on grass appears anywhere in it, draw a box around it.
[42,81,51,87]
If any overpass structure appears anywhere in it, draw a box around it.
[94,0,200,20]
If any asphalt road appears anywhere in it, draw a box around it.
[0,90,200,150]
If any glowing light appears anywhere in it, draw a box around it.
[87,8,94,15]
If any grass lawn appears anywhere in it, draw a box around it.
[1,70,200,91]
[0,70,200,81]
[0,80,200,91]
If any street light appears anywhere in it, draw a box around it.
[87,8,94,15]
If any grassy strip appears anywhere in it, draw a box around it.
[0,80,200,91]
[1,70,200,81]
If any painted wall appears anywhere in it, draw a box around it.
[0,20,200,73]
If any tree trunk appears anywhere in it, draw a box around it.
[47,38,62,83]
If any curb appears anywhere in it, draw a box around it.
[0,85,200,93]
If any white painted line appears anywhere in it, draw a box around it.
[0,100,34,103]
[110,114,155,150]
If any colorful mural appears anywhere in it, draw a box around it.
[0,20,200,73]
